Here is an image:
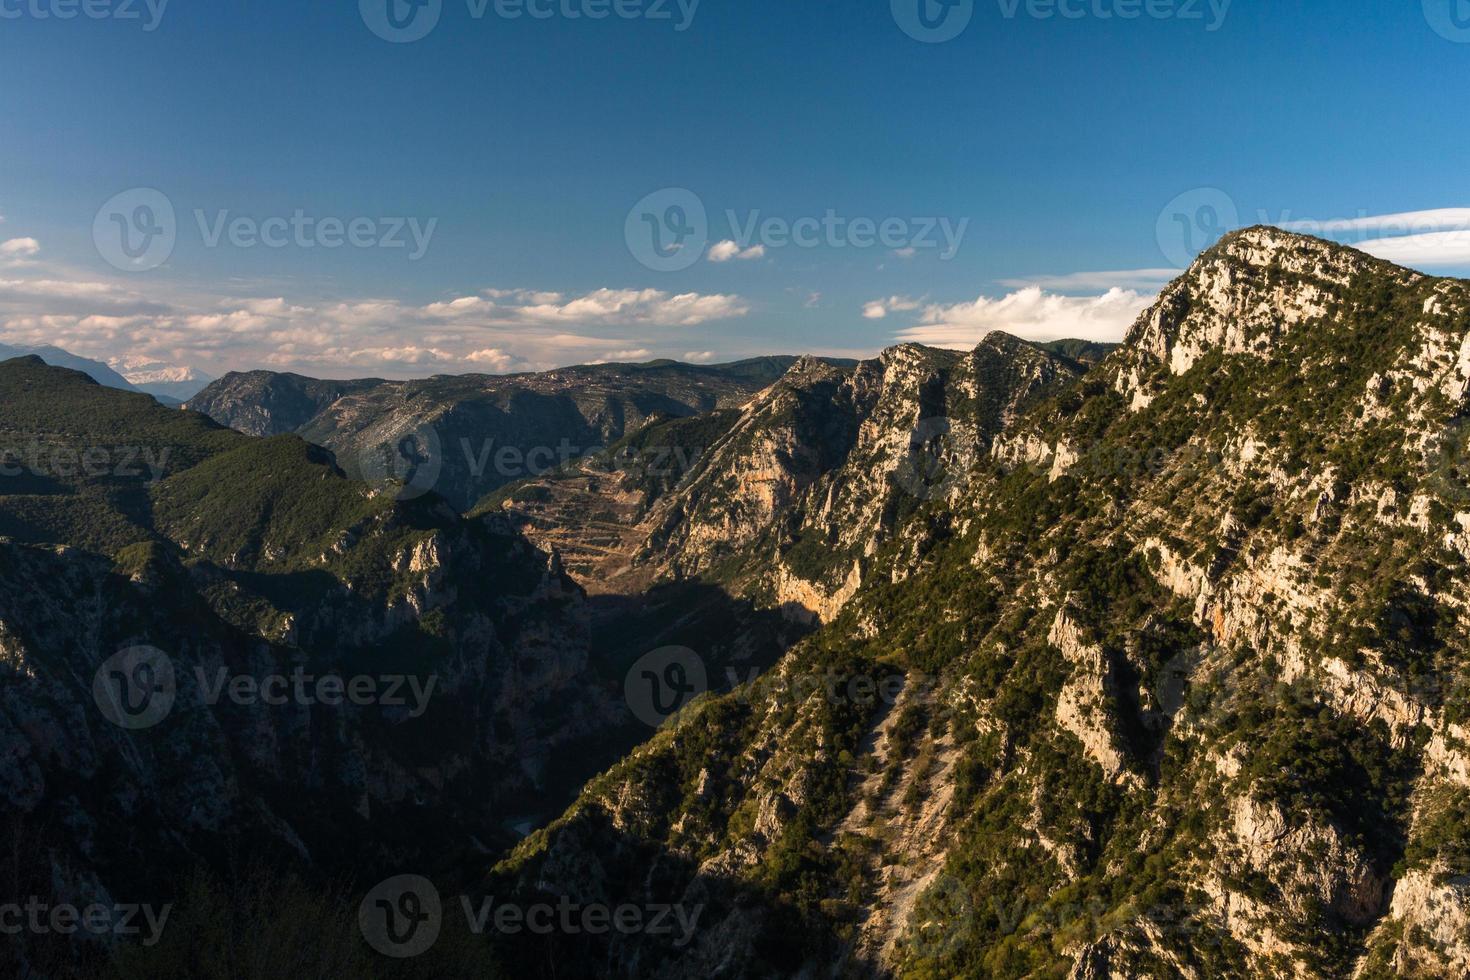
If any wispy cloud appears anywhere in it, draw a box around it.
[1353,232,1470,268]
[592,348,654,363]
[1276,208,1470,237]
[892,287,1153,348]
[997,269,1179,291]
[1272,207,1470,269]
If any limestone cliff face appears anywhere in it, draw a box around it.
[491,230,1470,979]
[638,334,1085,621]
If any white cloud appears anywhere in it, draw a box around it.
[708,241,766,263]
[893,287,1153,348]
[0,238,40,267]
[0,238,39,257]
[893,247,917,259]
[513,288,749,326]
[862,296,922,320]
[684,350,717,363]
[997,269,1179,291]
[346,346,457,366]
[464,348,518,372]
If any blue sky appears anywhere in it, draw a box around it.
[1,0,1469,378]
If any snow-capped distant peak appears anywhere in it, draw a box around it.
[108,357,211,385]
[106,357,216,401]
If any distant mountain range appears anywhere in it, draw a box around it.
[0,342,136,392]
[186,356,860,510]
[0,343,213,404]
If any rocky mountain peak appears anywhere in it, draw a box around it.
[778,353,849,385]
[877,341,961,371]
[974,329,1031,354]
[1125,226,1431,377]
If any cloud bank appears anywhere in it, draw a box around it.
[0,233,752,377]
[888,286,1153,348]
